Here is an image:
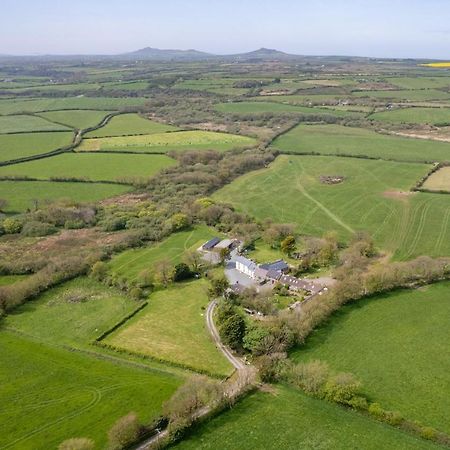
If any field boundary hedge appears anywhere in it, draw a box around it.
[411,161,450,193]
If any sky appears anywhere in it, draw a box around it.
[1,0,449,59]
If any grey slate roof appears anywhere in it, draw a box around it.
[234,255,257,271]
[202,237,220,250]
[260,259,289,272]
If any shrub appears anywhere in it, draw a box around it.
[420,426,438,441]
[102,217,127,232]
[58,438,95,450]
[64,219,85,229]
[2,217,22,234]
[107,412,140,450]
[324,372,361,405]
[368,402,384,418]
[256,353,288,382]
[173,263,193,282]
[287,360,330,396]
[219,313,246,350]
[170,213,190,231]
[243,324,270,355]
[129,287,144,300]
[21,221,57,237]
[90,261,108,281]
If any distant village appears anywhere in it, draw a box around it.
[200,237,328,302]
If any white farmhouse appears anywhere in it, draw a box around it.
[234,255,257,279]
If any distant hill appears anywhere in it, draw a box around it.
[122,47,214,61]
[227,47,300,60]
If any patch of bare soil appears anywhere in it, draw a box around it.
[382,190,414,201]
[320,175,345,185]
[389,126,450,143]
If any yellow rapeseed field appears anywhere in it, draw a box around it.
[421,62,450,68]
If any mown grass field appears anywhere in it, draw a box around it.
[0,331,180,450]
[0,131,74,162]
[215,101,362,117]
[0,152,177,182]
[109,226,217,282]
[0,97,149,115]
[370,107,450,125]
[37,110,112,129]
[213,155,450,259]
[271,123,450,162]
[0,180,130,213]
[291,282,450,434]
[79,130,256,153]
[105,279,232,376]
[85,113,178,138]
[423,166,450,191]
[3,277,140,347]
[173,78,250,96]
[0,114,71,133]
[173,385,440,450]
[353,89,450,101]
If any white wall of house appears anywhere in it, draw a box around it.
[236,261,255,278]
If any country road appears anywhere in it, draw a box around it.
[135,299,249,449]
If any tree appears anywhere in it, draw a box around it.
[243,324,270,355]
[219,247,231,263]
[90,261,108,281]
[184,250,202,272]
[173,263,193,281]
[155,259,174,287]
[170,213,190,231]
[107,413,140,450]
[58,438,94,450]
[208,276,229,297]
[219,313,246,349]
[2,218,22,234]
[281,235,296,256]
[137,268,155,289]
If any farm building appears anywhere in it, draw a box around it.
[260,259,289,274]
[235,255,257,278]
[202,237,221,251]
[215,239,234,251]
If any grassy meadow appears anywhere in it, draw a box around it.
[291,282,450,434]
[423,166,450,191]
[0,331,180,450]
[213,155,450,259]
[0,97,149,115]
[353,89,450,101]
[79,130,256,153]
[271,123,450,162]
[388,76,450,89]
[105,280,232,376]
[37,110,112,129]
[109,226,217,283]
[0,114,71,133]
[0,275,27,286]
[173,386,440,450]
[0,180,130,213]
[215,101,362,117]
[0,152,177,182]
[370,107,450,125]
[3,277,140,347]
[85,113,178,138]
[0,131,74,162]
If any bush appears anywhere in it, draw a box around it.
[64,219,85,229]
[58,438,95,450]
[102,217,127,232]
[324,372,361,405]
[2,217,22,234]
[420,426,438,441]
[129,287,144,300]
[107,412,140,450]
[256,353,288,382]
[287,360,330,396]
[173,263,193,282]
[90,261,108,281]
[21,221,57,237]
[170,213,190,231]
[220,313,246,350]
[243,324,270,355]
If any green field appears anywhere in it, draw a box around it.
[0,97,149,115]
[0,331,180,450]
[370,107,450,125]
[252,93,352,105]
[85,113,178,138]
[174,386,440,450]
[213,155,450,259]
[0,131,74,162]
[423,166,450,191]
[105,280,232,376]
[388,76,450,90]
[0,152,177,182]
[109,226,217,282]
[3,277,140,347]
[271,123,450,162]
[0,275,27,286]
[291,282,450,434]
[102,80,151,91]
[0,180,130,213]
[37,110,112,129]
[173,78,250,96]
[353,89,450,101]
[215,101,362,117]
[79,130,256,153]
[0,114,71,133]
